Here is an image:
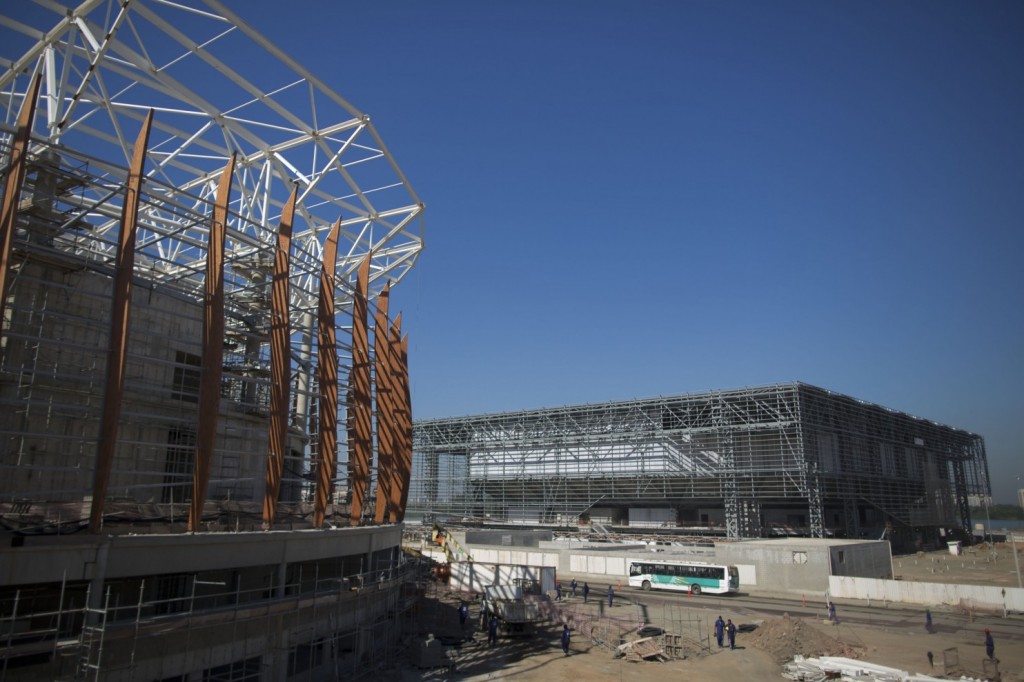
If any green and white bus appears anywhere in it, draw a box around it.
[627,559,739,595]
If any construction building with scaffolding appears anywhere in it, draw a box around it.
[411,383,990,550]
[1,1,422,679]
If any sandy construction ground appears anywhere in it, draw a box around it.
[395,543,1023,681]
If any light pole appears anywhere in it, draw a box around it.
[984,498,994,557]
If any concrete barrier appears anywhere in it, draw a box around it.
[828,575,1024,614]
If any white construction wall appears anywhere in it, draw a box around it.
[449,562,555,594]
[828,575,1024,614]
[568,553,626,577]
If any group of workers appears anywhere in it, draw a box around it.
[554,578,618,607]
[555,577,599,604]
[461,586,1002,666]
[713,615,738,649]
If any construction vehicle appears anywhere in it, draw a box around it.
[481,583,547,636]
[430,521,472,582]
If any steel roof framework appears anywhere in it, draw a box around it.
[1,0,423,304]
[0,0,422,527]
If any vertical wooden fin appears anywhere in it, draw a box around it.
[89,110,153,533]
[348,256,372,526]
[261,187,296,529]
[0,74,42,329]
[372,283,393,524]
[391,331,411,518]
[313,218,341,528]
[188,155,235,532]
[386,314,405,523]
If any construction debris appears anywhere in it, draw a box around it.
[782,655,988,682]
[615,636,667,662]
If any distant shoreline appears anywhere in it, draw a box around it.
[978,518,1024,530]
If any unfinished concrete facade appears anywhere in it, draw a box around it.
[1,2,422,678]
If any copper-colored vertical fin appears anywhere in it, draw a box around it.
[261,187,296,530]
[372,283,393,524]
[397,333,413,522]
[89,110,154,534]
[0,74,42,329]
[348,256,372,526]
[386,315,404,522]
[188,155,235,532]
[312,218,341,529]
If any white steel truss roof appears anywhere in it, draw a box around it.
[0,0,424,300]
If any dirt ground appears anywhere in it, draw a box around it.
[394,543,1024,682]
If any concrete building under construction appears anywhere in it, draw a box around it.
[1,2,421,679]
[411,384,990,550]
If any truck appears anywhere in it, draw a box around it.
[482,583,548,636]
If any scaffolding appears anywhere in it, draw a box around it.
[0,5,423,676]
[411,384,990,544]
[0,560,414,681]
[0,0,422,530]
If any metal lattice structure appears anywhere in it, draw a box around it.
[1,0,423,296]
[0,0,422,529]
[0,4,422,679]
[411,383,990,546]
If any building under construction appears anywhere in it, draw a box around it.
[411,384,990,549]
[1,2,421,679]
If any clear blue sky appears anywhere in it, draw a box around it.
[240,1,1024,504]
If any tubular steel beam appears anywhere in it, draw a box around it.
[188,155,235,532]
[89,110,153,533]
[373,283,393,524]
[312,218,341,529]
[395,332,413,522]
[348,256,372,526]
[261,187,296,530]
[0,73,42,330]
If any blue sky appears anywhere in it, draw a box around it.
[239,1,1024,503]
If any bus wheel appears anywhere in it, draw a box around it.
[642,581,651,591]
[690,585,701,596]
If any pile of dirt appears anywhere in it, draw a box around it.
[743,615,863,664]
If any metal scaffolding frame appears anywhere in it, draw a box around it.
[411,384,990,543]
[0,3,422,678]
[0,0,421,529]
[0,559,413,681]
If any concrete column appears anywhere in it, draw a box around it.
[276,558,287,599]
[86,538,111,624]
[293,310,315,431]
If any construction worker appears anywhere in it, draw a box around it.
[714,615,725,648]
[556,582,562,601]
[726,619,737,650]
[458,602,469,628]
[582,582,590,603]
[985,628,994,660]
[488,615,499,647]
[570,578,577,597]
[607,584,614,608]
[561,624,571,656]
